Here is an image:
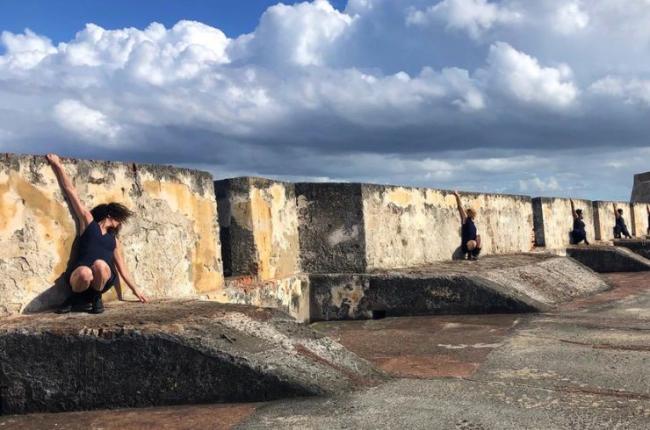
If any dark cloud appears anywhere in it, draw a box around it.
[1,0,649,200]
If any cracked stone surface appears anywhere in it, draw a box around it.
[309,254,609,321]
[3,273,649,429]
[0,300,384,414]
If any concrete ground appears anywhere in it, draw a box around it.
[3,272,649,429]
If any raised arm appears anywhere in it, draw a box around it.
[46,154,93,232]
[113,239,148,303]
[613,203,619,218]
[570,199,578,219]
[647,205,649,215]
[453,191,467,223]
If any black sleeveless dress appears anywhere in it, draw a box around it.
[66,220,117,291]
[461,218,478,252]
[571,218,587,243]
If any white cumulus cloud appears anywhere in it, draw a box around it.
[407,0,521,39]
[590,76,650,106]
[53,99,121,142]
[553,2,589,34]
[481,42,578,108]
[0,0,649,200]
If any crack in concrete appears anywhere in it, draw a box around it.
[458,376,650,402]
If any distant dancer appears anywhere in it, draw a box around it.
[569,200,589,245]
[46,154,148,314]
[613,203,632,239]
[453,191,482,260]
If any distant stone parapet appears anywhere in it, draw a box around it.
[631,171,650,203]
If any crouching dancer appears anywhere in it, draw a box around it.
[569,200,589,245]
[47,154,148,314]
[613,203,632,239]
[453,191,482,260]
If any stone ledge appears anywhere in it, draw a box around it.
[0,300,384,414]
[566,245,650,273]
[308,254,609,321]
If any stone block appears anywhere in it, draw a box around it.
[215,178,300,281]
[532,197,595,248]
[0,153,223,314]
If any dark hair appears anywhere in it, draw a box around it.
[576,209,583,215]
[91,202,134,233]
[617,208,624,214]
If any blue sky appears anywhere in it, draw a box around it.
[1,0,649,200]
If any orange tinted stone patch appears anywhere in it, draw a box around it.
[0,403,257,430]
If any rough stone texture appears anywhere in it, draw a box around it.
[566,245,650,272]
[532,197,595,248]
[0,301,384,414]
[215,178,300,281]
[362,185,534,270]
[631,202,650,237]
[296,183,366,273]
[631,171,650,203]
[612,238,650,259]
[6,274,649,429]
[216,275,311,323]
[296,182,533,273]
[592,200,634,241]
[0,153,223,315]
[233,273,650,430]
[309,254,608,321]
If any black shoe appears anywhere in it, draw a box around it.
[55,293,91,314]
[90,291,105,314]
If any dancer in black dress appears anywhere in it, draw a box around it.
[47,154,148,313]
[453,191,482,260]
[613,203,632,239]
[569,200,589,245]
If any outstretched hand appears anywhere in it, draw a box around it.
[453,190,460,197]
[132,288,148,303]
[46,153,61,166]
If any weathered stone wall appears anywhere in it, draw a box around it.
[362,185,534,270]
[294,182,533,272]
[592,200,634,241]
[631,202,650,237]
[0,153,223,315]
[631,171,650,203]
[216,177,300,280]
[296,183,366,273]
[532,197,595,248]
[217,275,311,322]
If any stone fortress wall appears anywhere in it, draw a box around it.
[592,200,635,241]
[532,197,595,249]
[0,154,223,316]
[2,152,649,317]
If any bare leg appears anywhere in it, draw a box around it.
[69,266,93,293]
[90,260,111,292]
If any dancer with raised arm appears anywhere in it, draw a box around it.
[569,200,589,245]
[613,203,632,239]
[46,154,148,313]
[453,191,482,260]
